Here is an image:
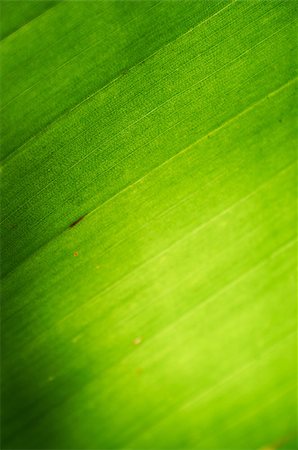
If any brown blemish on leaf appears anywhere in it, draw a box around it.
[69,215,85,228]
[133,337,142,345]
[73,251,79,257]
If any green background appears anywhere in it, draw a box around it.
[1,0,297,448]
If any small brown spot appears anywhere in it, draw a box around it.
[133,337,142,345]
[73,251,79,257]
[69,215,85,228]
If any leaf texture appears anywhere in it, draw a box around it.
[1,1,297,449]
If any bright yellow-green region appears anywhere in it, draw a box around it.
[0,0,297,449]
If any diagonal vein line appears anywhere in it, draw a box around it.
[127,330,296,449]
[18,74,297,232]
[56,162,295,328]
[185,334,296,412]
[21,66,265,230]
[1,17,292,226]
[1,77,295,280]
[3,1,284,179]
[216,387,297,444]
[0,1,61,44]
[82,240,296,423]
[4,159,295,325]
[138,238,296,357]
[0,0,162,113]
[5,239,296,436]
[60,13,286,175]
[55,223,296,367]
[83,77,297,220]
[0,0,237,164]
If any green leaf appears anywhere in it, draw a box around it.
[1,1,297,449]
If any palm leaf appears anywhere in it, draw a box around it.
[1,0,297,448]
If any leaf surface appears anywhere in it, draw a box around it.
[1,1,297,449]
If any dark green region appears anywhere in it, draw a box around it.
[0,1,297,449]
